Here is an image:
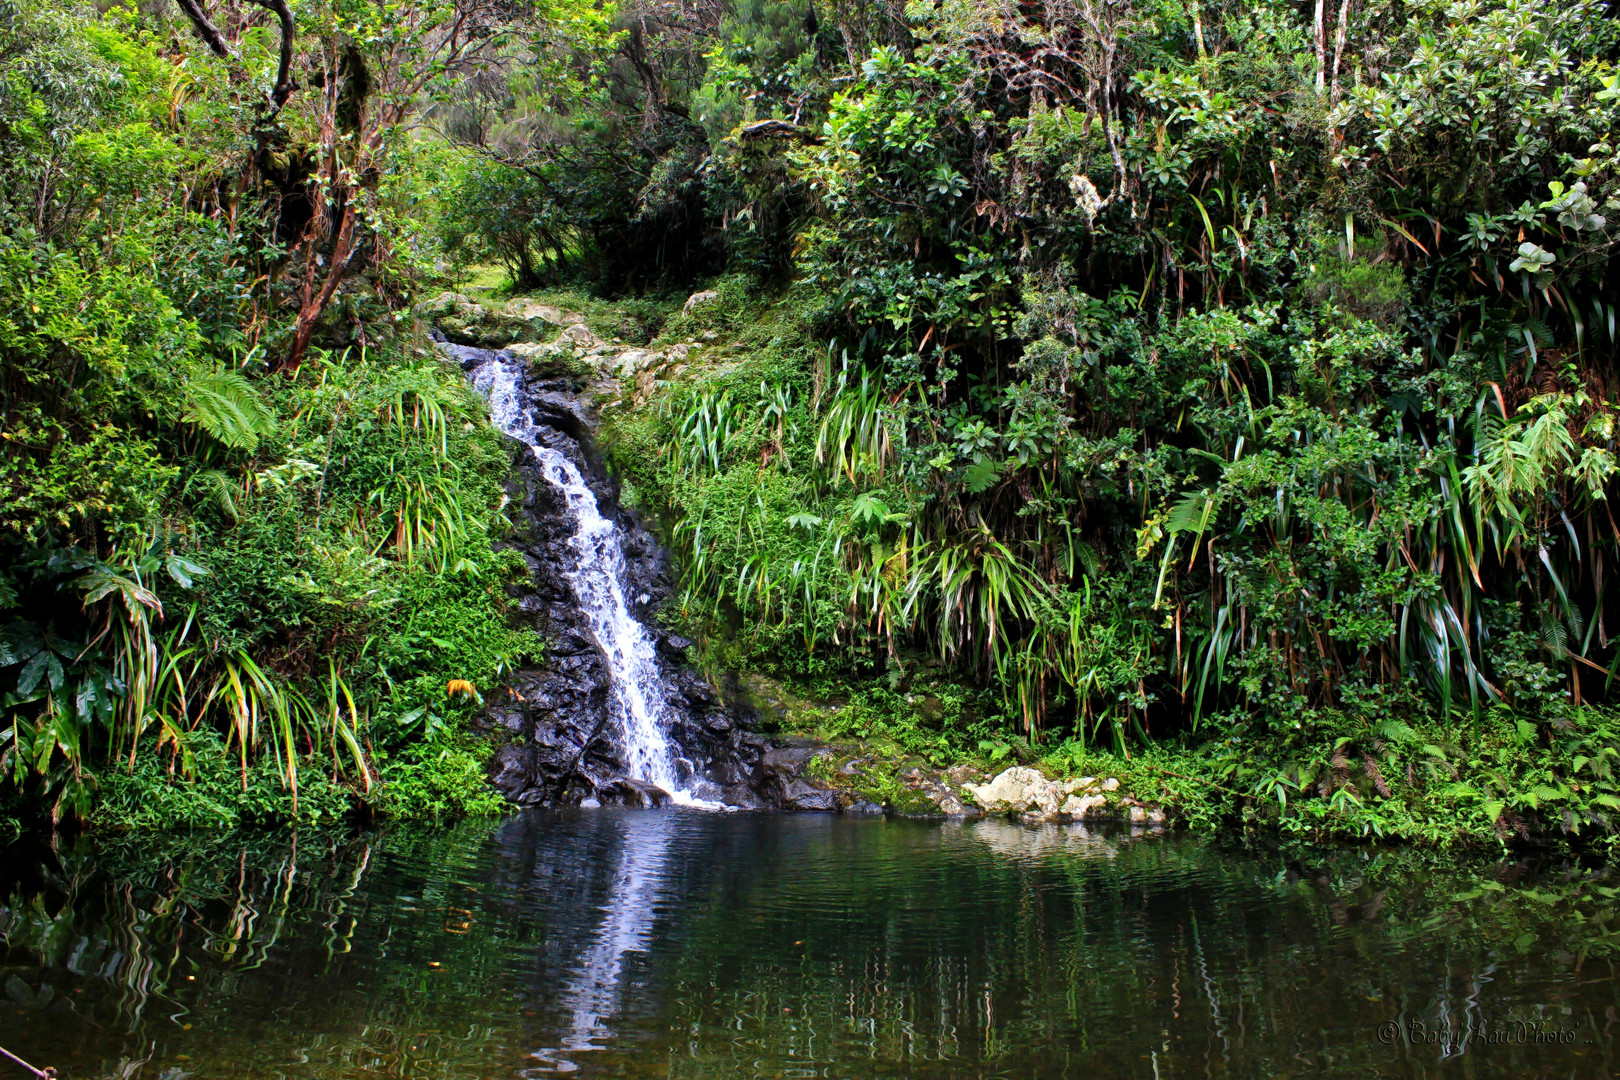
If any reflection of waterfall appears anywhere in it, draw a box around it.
[467,352,712,806]
[527,813,678,1074]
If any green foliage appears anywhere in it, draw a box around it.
[0,0,549,828]
[378,734,511,819]
[1,335,540,828]
[522,0,1620,852]
[587,0,1620,760]
[1300,253,1409,329]
[183,370,277,452]
[817,682,1003,762]
[438,157,566,290]
[1030,688,1620,850]
[93,732,355,830]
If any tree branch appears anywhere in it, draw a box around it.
[173,0,234,59]
[737,118,821,143]
[174,0,297,116]
[247,0,299,113]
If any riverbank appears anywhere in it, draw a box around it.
[721,681,1620,850]
[420,284,1620,855]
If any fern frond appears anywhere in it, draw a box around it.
[184,370,276,451]
[183,468,242,521]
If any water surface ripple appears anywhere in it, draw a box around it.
[1,812,1616,1079]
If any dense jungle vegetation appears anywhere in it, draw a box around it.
[0,0,542,829]
[9,0,1620,846]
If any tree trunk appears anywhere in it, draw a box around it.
[283,202,358,374]
[1313,0,1327,93]
[1330,0,1350,102]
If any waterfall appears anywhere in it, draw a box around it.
[466,351,716,808]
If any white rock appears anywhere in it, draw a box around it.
[611,349,661,378]
[507,299,564,325]
[964,767,1046,812]
[559,323,598,347]
[1031,783,1065,817]
[505,341,567,361]
[1100,777,1120,792]
[684,289,720,314]
[1061,794,1107,819]
[965,766,1083,817]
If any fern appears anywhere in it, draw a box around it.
[184,370,276,451]
[183,468,242,521]
[1167,488,1219,534]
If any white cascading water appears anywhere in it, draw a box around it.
[466,350,714,807]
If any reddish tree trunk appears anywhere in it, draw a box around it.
[282,202,358,374]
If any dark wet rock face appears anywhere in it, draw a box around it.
[441,338,827,811]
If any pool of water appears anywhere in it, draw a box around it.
[1,811,1617,1079]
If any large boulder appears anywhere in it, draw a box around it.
[609,348,663,379]
[416,292,561,348]
[964,767,1054,813]
[507,298,566,328]
[782,780,839,811]
[744,738,844,810]
[683,289,720,314]
[965,767,1121,821]
[505,323,620,373]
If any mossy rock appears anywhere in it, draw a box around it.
[733,671,835,731]
[415,292,560,348]
[884,785,945,817]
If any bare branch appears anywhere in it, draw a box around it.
[247,0,299,114]
[173,0,234,60]
[174,0,296,116]
[738,119,822,144]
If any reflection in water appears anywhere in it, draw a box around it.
[1,812,1618,1080]
[966,817,1124,861]
[531,813,677,1073]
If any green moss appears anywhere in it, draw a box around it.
[731,671,836,731]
